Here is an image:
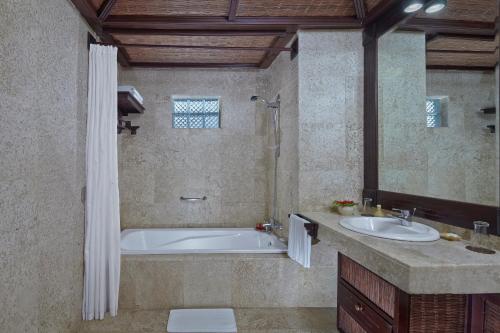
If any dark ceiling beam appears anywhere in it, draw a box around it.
[364,0,399,25]
[104,28,288,37]
[353,0,366,21]
[426,33,497,42]
[400,18,496,36]
[129,62,260,68]
[100,42,292,51]
[97,0,118,22]
[426,33,439,43]
[427,49,496,55]
[259,29,297,69]
[427,65,495,71]
[70,0,101,27]
[103,15,362,30]
[228,0,239,21]
[69,0,130,67]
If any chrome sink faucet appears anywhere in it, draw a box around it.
[391,208,416,227]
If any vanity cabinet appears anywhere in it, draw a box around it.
[337,254,471,333]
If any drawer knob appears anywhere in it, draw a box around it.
[355,304,364,312]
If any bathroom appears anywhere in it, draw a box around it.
[1,0,499,332]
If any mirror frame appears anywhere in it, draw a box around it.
[362,0,500,235]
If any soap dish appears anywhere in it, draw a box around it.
[465,245,496,255]
[439,232,461,241]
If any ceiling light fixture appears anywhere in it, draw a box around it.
[425,0,447,13]
[403,0,424,13]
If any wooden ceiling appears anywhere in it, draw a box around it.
[403,0,498,70]
[73,0,498,70]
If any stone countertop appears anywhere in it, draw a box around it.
[301,211,500,295]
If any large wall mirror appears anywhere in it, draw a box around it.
[363,0,499,234]
[378,31,498,206]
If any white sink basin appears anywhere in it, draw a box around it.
[339,217,440,242]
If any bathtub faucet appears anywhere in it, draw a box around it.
[262,218,283,233]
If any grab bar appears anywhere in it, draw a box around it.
[180,196,207,202]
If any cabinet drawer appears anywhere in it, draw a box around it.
[338,281,392,333]
[340,254,396,317]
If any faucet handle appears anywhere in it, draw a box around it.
[392,208,416,218]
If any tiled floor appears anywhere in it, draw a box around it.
[79,307,339,333]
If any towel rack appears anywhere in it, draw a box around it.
[180,196,207,202]
[290,213,320,244]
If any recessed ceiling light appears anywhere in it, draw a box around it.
[425,0,447,13]
[404,1,424,13]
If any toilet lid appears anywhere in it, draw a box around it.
[167,308,237,333]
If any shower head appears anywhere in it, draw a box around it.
[250,95,279,108]
[250,95,268,104]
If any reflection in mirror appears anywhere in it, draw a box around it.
[378,20,499,207]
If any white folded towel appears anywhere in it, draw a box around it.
[287,214,312,268]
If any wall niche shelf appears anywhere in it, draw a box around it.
[480,107,496,114]
[118,91,144,135]
[118,91,145,115]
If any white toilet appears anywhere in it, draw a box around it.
[167,308,237,333]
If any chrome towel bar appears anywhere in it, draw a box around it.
[180,196,207,202]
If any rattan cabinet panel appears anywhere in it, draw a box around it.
[340,254,396,317]
[337,253,483,333]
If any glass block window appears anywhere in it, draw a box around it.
[426,97,442,128]
[172,97,220,129]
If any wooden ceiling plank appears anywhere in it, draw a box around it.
[126,47,265,63]
[401,18,496,36]
[110,0,230,16]
[97,0,118,21]
[353,0,366,20]
[228,0,239,21]
[105,28,288,36]
[111,34,278,48]
[417,0,497,23]
[69,0,130,67]
[236,0,356,17]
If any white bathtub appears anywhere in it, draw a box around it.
[121,228,288,254]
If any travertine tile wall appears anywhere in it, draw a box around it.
[0,0,89,332]
[496,65,499,206]
[378,31,428,197]
[426,70,497,206]
[297,30,364,211]
[119,252,337,310]
[262,52,299,231]
[117,69,270,228]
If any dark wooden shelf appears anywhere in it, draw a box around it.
[118,91,145,115]
[480,107,496,114]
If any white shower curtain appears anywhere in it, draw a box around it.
[83,44,121,320]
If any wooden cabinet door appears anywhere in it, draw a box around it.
[467,294,500,333]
